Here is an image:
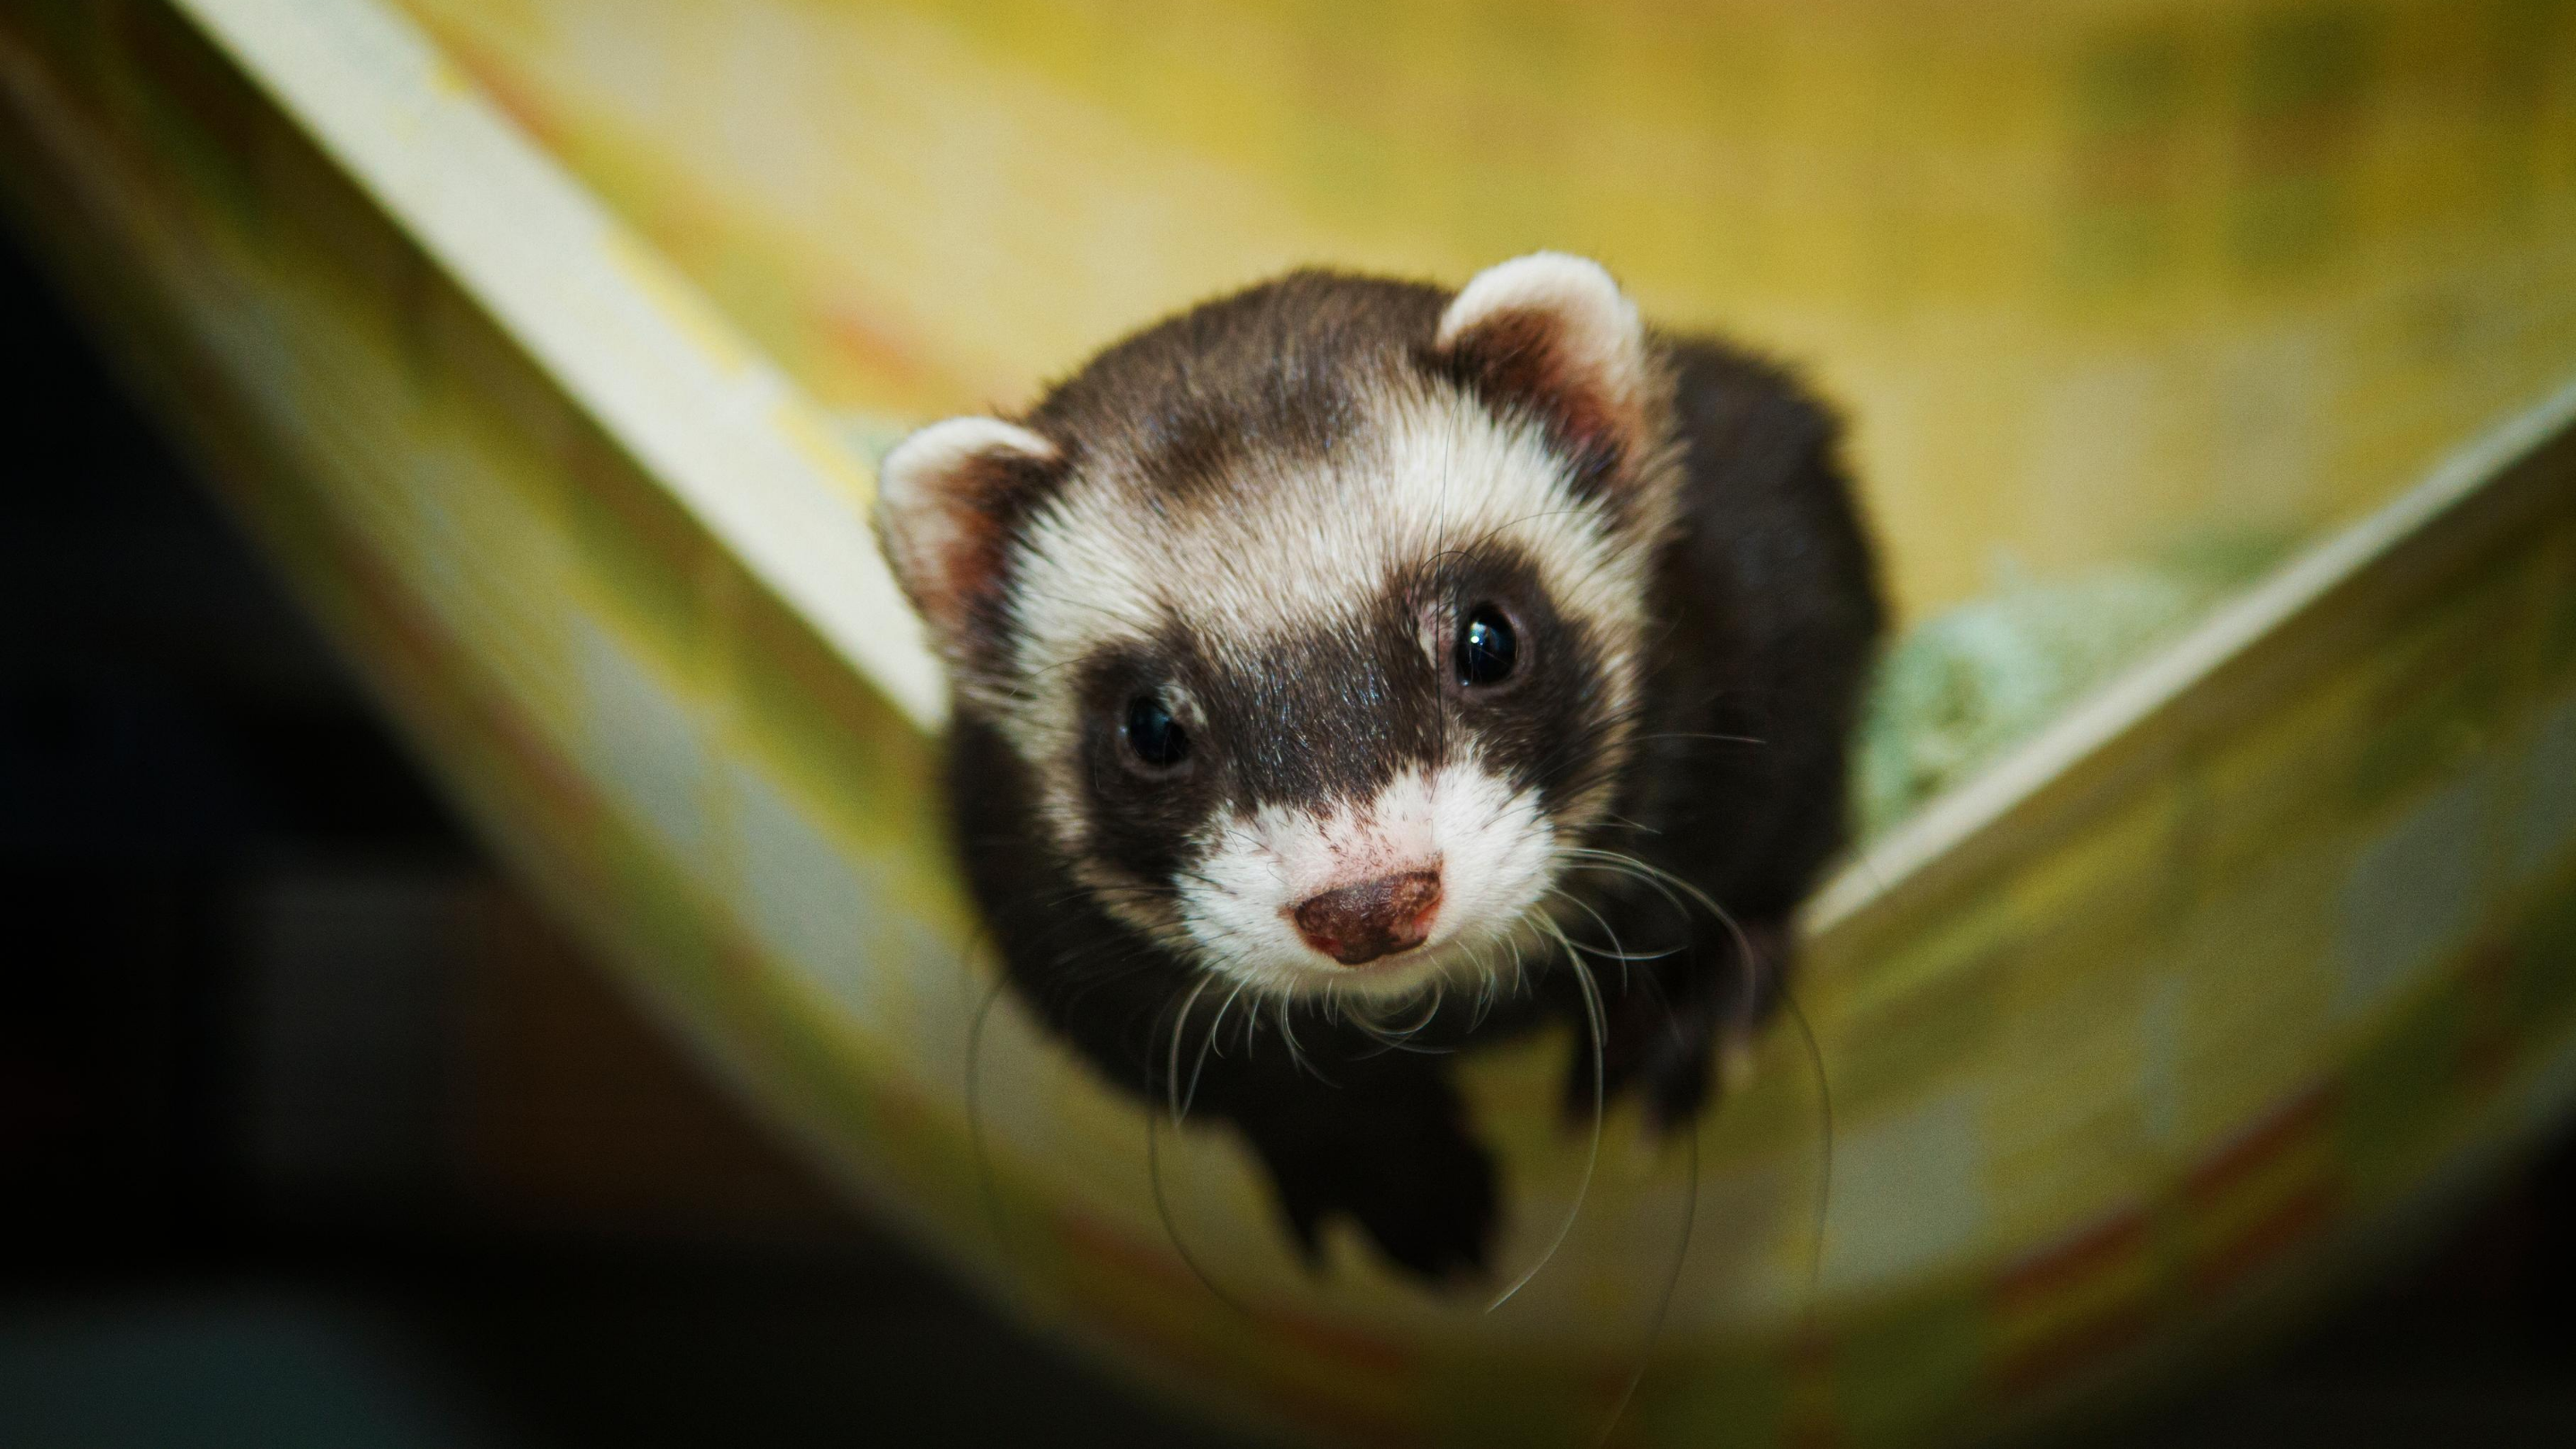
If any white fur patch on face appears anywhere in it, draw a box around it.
[984,381,1655,809]
[1175,759,1557,1002]
[963,334,1682,987]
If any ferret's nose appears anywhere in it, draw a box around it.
[1292,869,1442,967]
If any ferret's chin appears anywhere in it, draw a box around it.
[1297,951,1447,1004]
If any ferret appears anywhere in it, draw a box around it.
[875,254,1882,1284]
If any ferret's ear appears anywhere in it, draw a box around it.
[1435,252,1651,470]
[873,416,1062,651]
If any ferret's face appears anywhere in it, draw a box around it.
[877,256,1678,1005]
[1004,389,1657,1004]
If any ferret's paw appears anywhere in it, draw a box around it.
[1265,1112,1498,1285]
[1576,982,1719,1132]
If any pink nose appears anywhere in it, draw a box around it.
[1292,869,1443,966]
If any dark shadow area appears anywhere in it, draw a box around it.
[0,225,1228,1449]
[0,225,2568,1449]
[2078,1141,2576,1449]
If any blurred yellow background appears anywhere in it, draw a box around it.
[402,0,2576,623]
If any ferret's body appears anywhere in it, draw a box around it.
[877,258,1880,1281]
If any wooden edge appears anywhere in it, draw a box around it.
[174,0,950,728]
[1809,373,2576,945]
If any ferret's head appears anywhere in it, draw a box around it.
[877,255,1682,1005]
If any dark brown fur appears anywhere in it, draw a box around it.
[942,272,1883,1283]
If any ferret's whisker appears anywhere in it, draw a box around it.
[1555,849,1697,927]
[1275,996,1335,1085]
[1165,977,1214,1126]
[1562,846,1736,936]
[1147,1109,1250,1317]
[1544,887,1682,966]
[965,966,1013,1259]
[1183,981,1249,1118]
[1595,1109,1702,1448]
[1785,987,1835,1318]
[1490,916,1606,1312]
[1546,880,1651,989]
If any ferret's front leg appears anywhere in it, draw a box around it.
[1214,1048,1498,1284]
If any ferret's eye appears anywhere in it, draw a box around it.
[1122,695,1190,769]
[1455,606,1519,688]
